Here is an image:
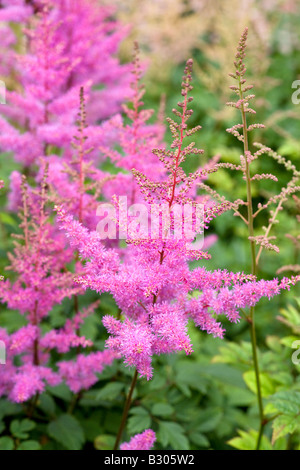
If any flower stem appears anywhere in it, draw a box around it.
[239,80,265,450]
[113,368,138,450]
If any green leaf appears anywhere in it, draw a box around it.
[228,429,272,450]
[0,310,27,334]
[226,386,255,406]
[96,382,124,401]
[201,363,245,388]
[272,372,293,387]
[280,336,300,348]
[243,371,276,397]
[47,414,85,450]
[17,440,41,450]
[148,374,167,391]
[194,408,222,433]
[0,212,16,227]
[10,419,35,440]
[272,415,300,443]
[0,421,5,434]
[47,384,72,402]
[189,432,209,448]
[158,421,189,450]
[151,403,174,417]
[38,393,56,417]
[80,415,103,442]
[103,411,122,434]
[80,314,101,341]
[175,361,208,395]
[94,434,115,450]
[127,408,151,435]
[271,390,300,415]
[212,341,251,365]
[270,391,300,443]
[265,335,283,353]
[0,437,14,450]
[0,400,22,420]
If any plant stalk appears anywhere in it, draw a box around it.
[239,81,265,450]
[113,369,138,450]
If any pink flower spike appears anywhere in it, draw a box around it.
[120,429,156,451]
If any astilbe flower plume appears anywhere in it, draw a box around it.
[0,0,131,173]
[196,27,300,450]
[120,429,156,451]
[100,42,166,206]
[277,195,300,275]
[0,171,115,402]
[47,86,117,230]
[57,58,299,382]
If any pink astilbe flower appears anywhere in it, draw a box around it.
[58,59,299,380]
[0,0,131,167]
[101,43,165,205]
[58,350,117,394]
[0,173,78,323]
[0,172,116,402]
[52,0,131,122]
[47,87,119,232]
[9,365,60,404]
[10,325,39,355]
[103,315,154,380]
[40,330,92,354]
[0,174,74,401]
[120,429,156,451]
[0,1,32,23]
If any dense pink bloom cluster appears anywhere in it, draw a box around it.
[0,0,131,172]
[0,1,167,402]
[120,429,156,451]
[58,350,117,394]
[57,204,299,379]
[55,59,300,380]
[0,174,115,402]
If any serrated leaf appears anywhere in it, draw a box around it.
[152,403,174,417]
[127,409,151,435]
[47,414,85,450]
[189,432,209,448]
[271,390,300,415]
[195,408,222,433]
[175,361,208,394]
[264,403,278,415]
[158,421,189,450]
[10,419,35,439]
[243,371,276,397]
[201,363,245,388]
[272,372,293,387]
[272,415,300,443]
[228,429,272,450]
[96,382,124,401]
